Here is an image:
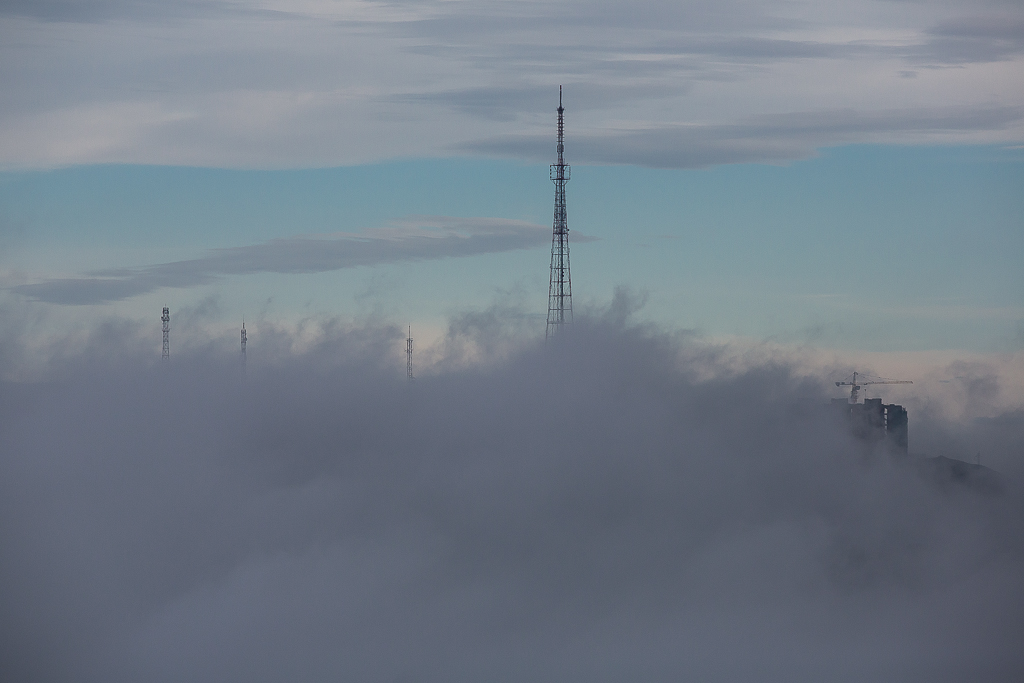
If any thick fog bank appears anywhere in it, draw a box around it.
[2,308,1022,682]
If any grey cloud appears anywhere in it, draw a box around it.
[659,36,865,60]
[393,83,686,122]
[741,104,1024,136]
[461,105,1024,168]
[4,0,1024,169]
[931,16,1024,42]
[11,216,553,305]
[0,299,1022,682]
[399,4,1024,69]
[395,85,563,123]
[910,17,1024,64]
[403,33,870,77]
[399,0,805,39]
[0,0,230,22]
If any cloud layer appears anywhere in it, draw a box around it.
[462,104,1024,168]
[1,0,1023,169]
[10,216,554,304]
[1,299,1022,681]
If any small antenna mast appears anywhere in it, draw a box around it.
[406,326,414,380]
[240,319,247,374]
[161,307,170,360]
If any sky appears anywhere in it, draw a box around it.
[1,0,1023,356]
[2,0,1024,679]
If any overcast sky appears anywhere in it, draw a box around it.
[1,0,1023,169]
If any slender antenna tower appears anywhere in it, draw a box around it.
[240,320,247,373]
[161,307,170,360]
[406,326,414,380]
[546,85,572,339]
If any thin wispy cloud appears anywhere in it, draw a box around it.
[461,104,1024,168]
[11,216,566,305]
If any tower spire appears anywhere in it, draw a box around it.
[546,86,572,339]
[161,307,170,360]
[406,326,414,380]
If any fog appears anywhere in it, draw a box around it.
[2,296,1022,682]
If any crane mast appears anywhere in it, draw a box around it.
[835,371,912,403]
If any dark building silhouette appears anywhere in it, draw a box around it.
[831,398,908,453]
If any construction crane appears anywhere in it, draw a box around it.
[835,371,912,404]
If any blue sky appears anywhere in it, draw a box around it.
[1,0,1023,356]
[3,145,1021,352]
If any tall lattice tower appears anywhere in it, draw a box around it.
[546,86,572,339]
[161,307,170,360]
[406,326,414,380]
[240,320,247,373]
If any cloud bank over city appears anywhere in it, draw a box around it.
[2,2,1022,675]
[1,0,1023,169]
[1,299,1022,682]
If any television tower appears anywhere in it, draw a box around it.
[406,326,414,380]
[240,320,247,373]
[546,86,572,339]
[161,307,170,360]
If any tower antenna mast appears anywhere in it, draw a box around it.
[240,319,247,373]
[406,326,414,380]
[546,86,572,339]
[161,307,170,360]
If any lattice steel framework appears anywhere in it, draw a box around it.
[161,307,170,360]
[546,86,572,339]
[406,326,414,380]
[240,321,247,372]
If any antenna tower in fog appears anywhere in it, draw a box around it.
[240,320,247,373]
[546,86,572,339]
[161,307,170,360]
[406,326,414,380]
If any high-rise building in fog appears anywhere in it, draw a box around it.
[831,397,908,453]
